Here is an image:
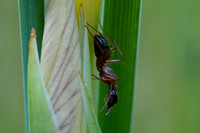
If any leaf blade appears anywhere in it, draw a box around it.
[28,29,58,133]
[78,72,101,133]
[18,0,44,131]
[79,5,102,133]
[97,0,142,133]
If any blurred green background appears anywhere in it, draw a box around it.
[0,1,25,133]
[0,0,200,133]
[134,0,200,133]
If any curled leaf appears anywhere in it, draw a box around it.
[41,0,82,132]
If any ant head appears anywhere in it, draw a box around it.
[107,90,118,109]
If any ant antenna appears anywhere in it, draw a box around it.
[80,3,94,39]
[86,22,124,62]
[86,22,115,48]
[98,20,114,42]
[85,25,94,38]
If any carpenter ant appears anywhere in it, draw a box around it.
[86,22,124,115]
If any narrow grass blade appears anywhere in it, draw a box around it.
[75,0,101,114]
[97,0,142,133]
[78,4,91,133]
[28,29,58,133]
[79,4,103,133]
[41,0,83,132]
[18,0,44,132]
[79,3,93,107]
[78,72,101,133]
[75,0,101,78]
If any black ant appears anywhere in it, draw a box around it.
[85,22,124,115]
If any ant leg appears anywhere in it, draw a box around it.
[85,25,94,38]
[105,58,124,65]
[85,24,105,54]
[116,86,118,95]
[112,40,124,60]
[104,48,124,65]
[105,48,124,65]
[97,23,124,64]
[97,21,124,60]
[99,20,116,48]
[100,83,113,112]
[92,74,101,80]
[92,74,115,82]
[106,107,113,115]
[86,22,119,56]
[100,91,111,112]
[105,41,124,65]
[86,22,124,63]
[86,22,115,48]
[98,20,114,42]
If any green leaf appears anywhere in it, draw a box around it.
[18,0,44,132]
[78,72,101,133]
[79,4,101,133]
[28,29,58,133]
[79,4,93,104]
[97,0,142,133]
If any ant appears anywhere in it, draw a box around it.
[85,22,124,115]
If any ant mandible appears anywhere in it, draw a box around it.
[86,22,124,115]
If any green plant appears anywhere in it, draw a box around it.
[18,0,142,132]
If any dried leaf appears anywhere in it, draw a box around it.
[41,0,82,132]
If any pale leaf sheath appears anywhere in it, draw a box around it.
[28,28,59,133]
[41,0,82,132]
